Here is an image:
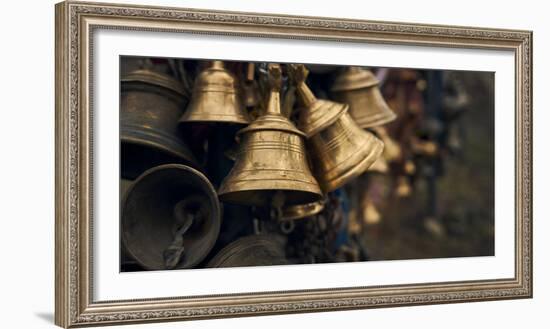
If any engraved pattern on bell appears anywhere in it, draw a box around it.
[218,65,322,206]
[120,68,198,179]
[289,64,384,192]
[180,60,250,124]
[121,164,221,270]
[331,67,396,128]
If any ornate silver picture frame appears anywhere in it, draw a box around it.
[55,1,532,327]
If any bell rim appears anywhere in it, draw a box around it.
[120,125,200,169]
[179,114,251,125]
[218,185,323,207]
[121,164,221,270]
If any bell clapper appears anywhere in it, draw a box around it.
[162,198,202,269]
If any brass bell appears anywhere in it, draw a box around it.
[331,67,396,128]
[121,68,198,179]
[218,64,322,206]
[242,62,261,109]
[179,61,250,124]
[289,64,384,192]
[207,234,288,268]
[121,164,221,270]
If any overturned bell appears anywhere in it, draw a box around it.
[207,234,288,268]
[180,61,250,124]
[121,68,198,179]
[218,64,322,206]
[289,64,384,192]
[121,164,221,270]
[331,67,396,128]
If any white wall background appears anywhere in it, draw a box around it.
[0,0,546,328]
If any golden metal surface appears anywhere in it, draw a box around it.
[180,61,250,124]
[289,64,384,192]
[120,68,199,178]
[218,64,322,206]
[122,164,221,270]
[331,67,396,128]
[55,2,532,327]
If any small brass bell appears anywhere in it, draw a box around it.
[180,61,250,124]
[218,64,322,206]
[242,62,261,109]
[121,164,221,270]
[331,67,396,128]
[121,68,199,179]
[289,64,384,192]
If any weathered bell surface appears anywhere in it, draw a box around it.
[289,64,384,192]
[280,199,325,222]
[218,64,322,206]
[207,234,288,268]
[180,61,250,124]
[331,66,396,128]
[121,164,221,270]
[121,68,198,179]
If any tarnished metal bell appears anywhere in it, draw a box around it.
[289,64,384,192]
[207,234,288,268]
[331,67,396,128]
[121,68,198,179]
[180,61,250,124]
[121,164,221,270]
[218,64,322,206]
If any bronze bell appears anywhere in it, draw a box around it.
[218,64,322,206]
[288,64,384,192]
[121,68,198,179]
[207,234,288,268]
[179,61,250,124]
[330,67,396,128]
[121,164,221,270]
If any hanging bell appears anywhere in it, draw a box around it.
[121,68,198,179]
[179,61,250,124]
[330,66,396,128]
[288,64,384,192]
[218,64,322,206]
[121,164,221,270]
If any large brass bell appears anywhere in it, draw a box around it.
[218,64,322,206]
[179,60,250,124]
[121,68,198,179]
[121,164,221,270]
[289,64,384,192]
[330,66,396,128]
[207,234,288,268]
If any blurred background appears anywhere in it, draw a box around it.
[119,57,494,272]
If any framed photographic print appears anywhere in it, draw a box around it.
[55,1,532,327]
